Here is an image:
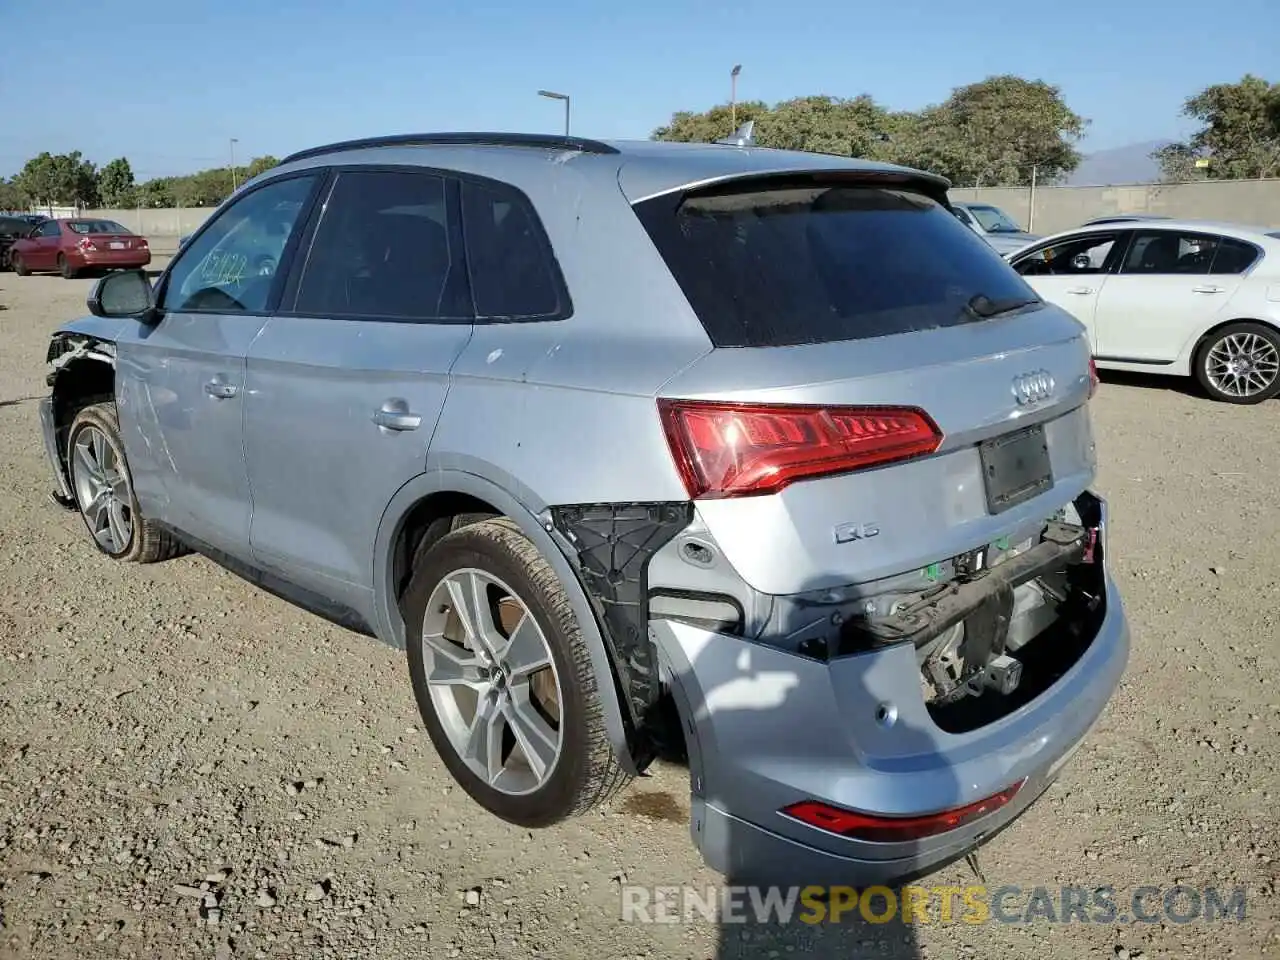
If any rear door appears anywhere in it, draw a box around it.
[241,167,477,609]
[1092,229,1254,363]
[1009,230,1127,351]
[634,176,1098,595]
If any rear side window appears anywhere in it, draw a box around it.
[460,179,568,320]
[1210,237,1259,274]
[633,181,1040,348]
[293,170,469,321]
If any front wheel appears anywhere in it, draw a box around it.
[11,253,29,276]
[403,517,631,827]
[66,402,187,562]
[1194,322,1280,404]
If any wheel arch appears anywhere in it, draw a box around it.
[1179,315,1280,374]
[372,459,644,775]
[45,333,119,486]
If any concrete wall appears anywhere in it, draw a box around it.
[77,178,1280,249]
[949,178,1280,235]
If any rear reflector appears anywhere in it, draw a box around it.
[1088,357,1099,398]
[658,399,942,499]
[781,779,1025,843]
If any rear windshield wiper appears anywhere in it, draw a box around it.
[960,294,1041,321]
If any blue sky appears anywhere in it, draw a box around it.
[1,0,1276,180]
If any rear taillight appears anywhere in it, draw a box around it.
[781,779,1025,843]
[658,399,943,499]
[1088,357,1099,398]
[77,238,95,251]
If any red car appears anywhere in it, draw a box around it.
[9,218,151,279]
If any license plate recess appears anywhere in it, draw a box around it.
[980,423,1052,514]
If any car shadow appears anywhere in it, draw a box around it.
[644,571,995,960]
[1096,368,1203,399]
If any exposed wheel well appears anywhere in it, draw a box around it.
[392,491,502,603]
[50,355,115,467]
[1191,317,1280,366]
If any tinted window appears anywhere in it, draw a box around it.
[1013,233,1118,276]
[461,179,566,319]
[293,170,466,321]
[68,220,130,235]
[1121,230,1217,274]
[39,221,60,238]
[634,181,1039,348]
[0,217,29,235]
[1210,237,1259,274]
[162,173,317,314]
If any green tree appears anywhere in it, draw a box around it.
[245,155,280,179]
[14,151,100,206]
[903,76,1087,187]
[0,178,28,211]
[1155,75,1280,180]
[98,157,137,207]
[653,100,771,143]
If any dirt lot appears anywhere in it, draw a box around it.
[1,268,1277,960]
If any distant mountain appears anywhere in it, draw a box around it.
[1062,140,1174,186]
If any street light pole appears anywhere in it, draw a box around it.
[730,64,742,128]
[537,90,570,135]
[230,138,239,191]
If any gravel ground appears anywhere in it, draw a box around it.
[1,269,1277,960]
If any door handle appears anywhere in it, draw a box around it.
[204,378,238,399]
[1191,285,1223,294]
[1066,286,1094,295]
[373,399,422,432]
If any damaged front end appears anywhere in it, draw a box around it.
[41,330,118,509]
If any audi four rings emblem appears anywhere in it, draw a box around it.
[1012,370,1055,405]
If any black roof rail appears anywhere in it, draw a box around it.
[280,132,620,165]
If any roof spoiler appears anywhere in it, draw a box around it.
[715,121,756,147]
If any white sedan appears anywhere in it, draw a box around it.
[1007,219,1280,404]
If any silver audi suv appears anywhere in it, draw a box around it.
[38,130,1129,886]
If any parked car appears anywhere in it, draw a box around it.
[9,218,151,279]
[950,201,1042,256]
[36,132,1128,887]
[1081,214,1171,226]
[0,215,30,270]
[1008,219,1280,404]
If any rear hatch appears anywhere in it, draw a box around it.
[633,172,1097,597]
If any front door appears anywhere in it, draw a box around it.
[1093,229,1249,364]
[243,168,476,609]
[114,171,324,555]
[1010,230,1126,352]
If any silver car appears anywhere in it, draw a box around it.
[951,201,1042,256]
[38,132,1129,887]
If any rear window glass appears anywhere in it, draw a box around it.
[68,220,130,235]
[634,181,1041,348]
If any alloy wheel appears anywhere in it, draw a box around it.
[1205,332,1280,399]
[421,568,563,796]
[71,424,134,554]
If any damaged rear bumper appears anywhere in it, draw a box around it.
[649,490,1129,887]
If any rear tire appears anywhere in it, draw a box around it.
[58,254,77,280]
[403,517,631,827]
[1193,321,1280,404]
[66,402,188,563]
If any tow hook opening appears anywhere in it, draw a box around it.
[839,492,1107,734]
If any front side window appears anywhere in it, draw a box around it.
[39,221,60,238]
[161,174,318,314]
[291,169,467,321]
[635,180,1041,348]
[1013,233,1119,276]
[1121,231,1218,275]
